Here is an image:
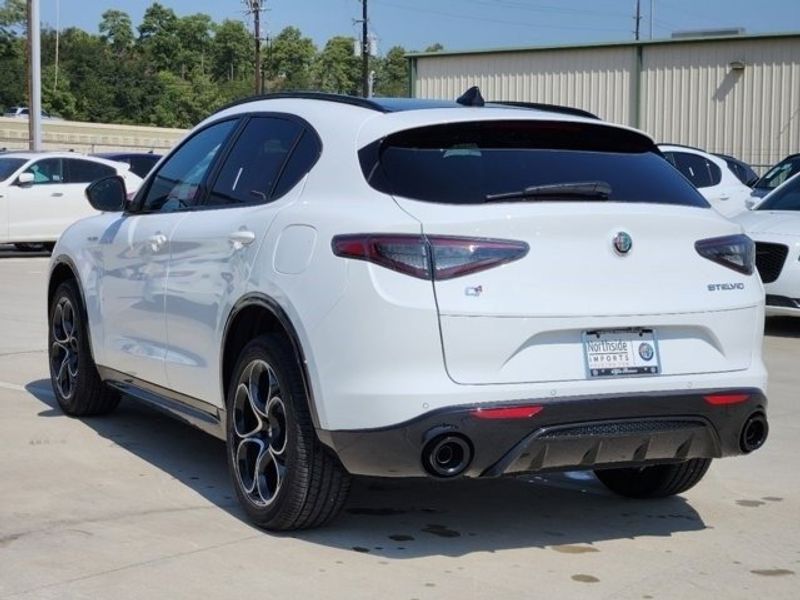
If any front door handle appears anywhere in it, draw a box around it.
[148,233,167,253]
[229,229,256,250]
[51,192,64,197]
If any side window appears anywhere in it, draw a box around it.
[65,159,116,184]
[706,159,722,186]
[130,156,158,178]
[207,117,302,208]
[672,152,714,188]
[141,119,237,213]
[24,158,63,184]
[272,131,320,198]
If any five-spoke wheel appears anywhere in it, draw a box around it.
[50,297,79,400]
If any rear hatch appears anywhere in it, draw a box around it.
[359,118,761,384]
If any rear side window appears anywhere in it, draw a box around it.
[361,121,708,207]
[755,157,800,192]
[65,159,116,184]
[664,151,721,188]
[207,117,303,207]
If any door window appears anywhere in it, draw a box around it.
[206,117,303,207]
[65,159,116,184]
[140,119,237,213]
[23,158,64,184]
[665,152,721,189]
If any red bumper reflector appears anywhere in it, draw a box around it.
[704,393,750,406]
[471,405,544,420]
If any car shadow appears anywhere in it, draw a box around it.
[26,379,707,558]
[764,316,800,339]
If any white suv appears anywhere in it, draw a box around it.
[47,92,769,530]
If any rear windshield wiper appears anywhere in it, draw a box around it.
[485,181,612,203]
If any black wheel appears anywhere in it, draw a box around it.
[595,458,712,499]
[48,280,120,416]
[226,334,351,530]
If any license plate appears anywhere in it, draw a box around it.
[583,329,660,378]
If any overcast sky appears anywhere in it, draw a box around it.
[38,0,800,53]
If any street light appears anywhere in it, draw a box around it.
[27,0,42,151]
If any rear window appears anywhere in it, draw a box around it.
[360,121,708,208]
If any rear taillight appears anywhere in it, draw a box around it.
[332,234,528,280]
[695,234,755,275]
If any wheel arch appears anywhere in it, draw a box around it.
[221,293,323,432]
[47,255,99,363]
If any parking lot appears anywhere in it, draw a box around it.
[0,249,798,600]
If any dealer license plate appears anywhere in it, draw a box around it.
[583,329,660,378]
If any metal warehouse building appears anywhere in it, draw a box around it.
[408,32,800,170]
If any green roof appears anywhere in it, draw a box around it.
[406,31,800,60]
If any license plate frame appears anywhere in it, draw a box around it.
[582,328,661,378]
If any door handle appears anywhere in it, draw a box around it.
[719,195,730,201]
[51,192,64,197]
[229,229,256,250]
[148,233,167,253]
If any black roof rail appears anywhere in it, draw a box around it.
[211,92,388,116]
[489,101,599,120]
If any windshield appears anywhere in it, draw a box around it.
[0,158,26,181]
[360,121,708,207]
[754,156,800,192]
[756,174,800,211]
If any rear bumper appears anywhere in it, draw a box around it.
[322,388,767,478]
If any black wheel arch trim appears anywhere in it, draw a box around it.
[221,293,325,438]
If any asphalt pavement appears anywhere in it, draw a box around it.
[0,251,798,599]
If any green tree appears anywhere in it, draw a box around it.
[424,43,444,53]
[210,19,251,82]
[266,26,316,91]
[99,9,134,53]
[138,2,180,73]
[313,36,360,95]
[374,46,408,97]
[176,14,213,76]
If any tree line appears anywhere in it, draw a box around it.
[0,0,443,128]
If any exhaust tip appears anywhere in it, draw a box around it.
[740,413,768,453]
[422,434,473,478]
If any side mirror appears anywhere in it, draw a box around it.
[17,172,34,186]
[86,175,127,212]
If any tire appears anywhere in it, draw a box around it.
[48,280,120,416]
[594,458,712,499]
[226,334,351,530]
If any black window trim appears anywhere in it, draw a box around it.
[198,111,322,212]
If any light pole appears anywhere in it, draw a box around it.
[27,0,42,151]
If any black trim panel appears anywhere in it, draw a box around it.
[97,366,226,440]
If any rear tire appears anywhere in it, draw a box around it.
[48,280,120,416]
[594,458,712,498]
[226,334,350,530]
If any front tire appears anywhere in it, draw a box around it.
[226,334,350,530]
[595,458,712,498]
[48,280,120,416]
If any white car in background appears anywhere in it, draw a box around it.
[734,172,800,316]
[0,152,142,249]
[659,144,753,218]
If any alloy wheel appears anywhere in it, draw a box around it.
[51,297,79,400]
[232,359,288,507]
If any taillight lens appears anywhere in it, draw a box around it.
[332,234,528,280]
[695,234,755,275]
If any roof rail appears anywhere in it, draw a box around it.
[211,92,388,116]
[490,101,599,120]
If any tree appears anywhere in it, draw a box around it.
[138,2,180,73]
[374,46,408,97]
[99,9,134,53]
[266,26,316,91]
[424,43,444,53]
[176,14,213,77]
[313,36,360,95]
[210,19,251,82]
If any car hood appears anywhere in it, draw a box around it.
[733,210,800,236]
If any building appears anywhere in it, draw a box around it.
[407,32,800,171]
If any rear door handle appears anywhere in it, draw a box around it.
[148,233,167,252]
[229,230,256,250]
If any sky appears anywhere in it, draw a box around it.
[37,0,800,54]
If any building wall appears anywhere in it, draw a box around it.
[412,35,800,171]
[416,46,636,128]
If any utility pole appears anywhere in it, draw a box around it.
[244,1,265,95]
[27,0,42,151]
[649,0,655,40]
[634,0,642,41]
[361,0,369,98]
